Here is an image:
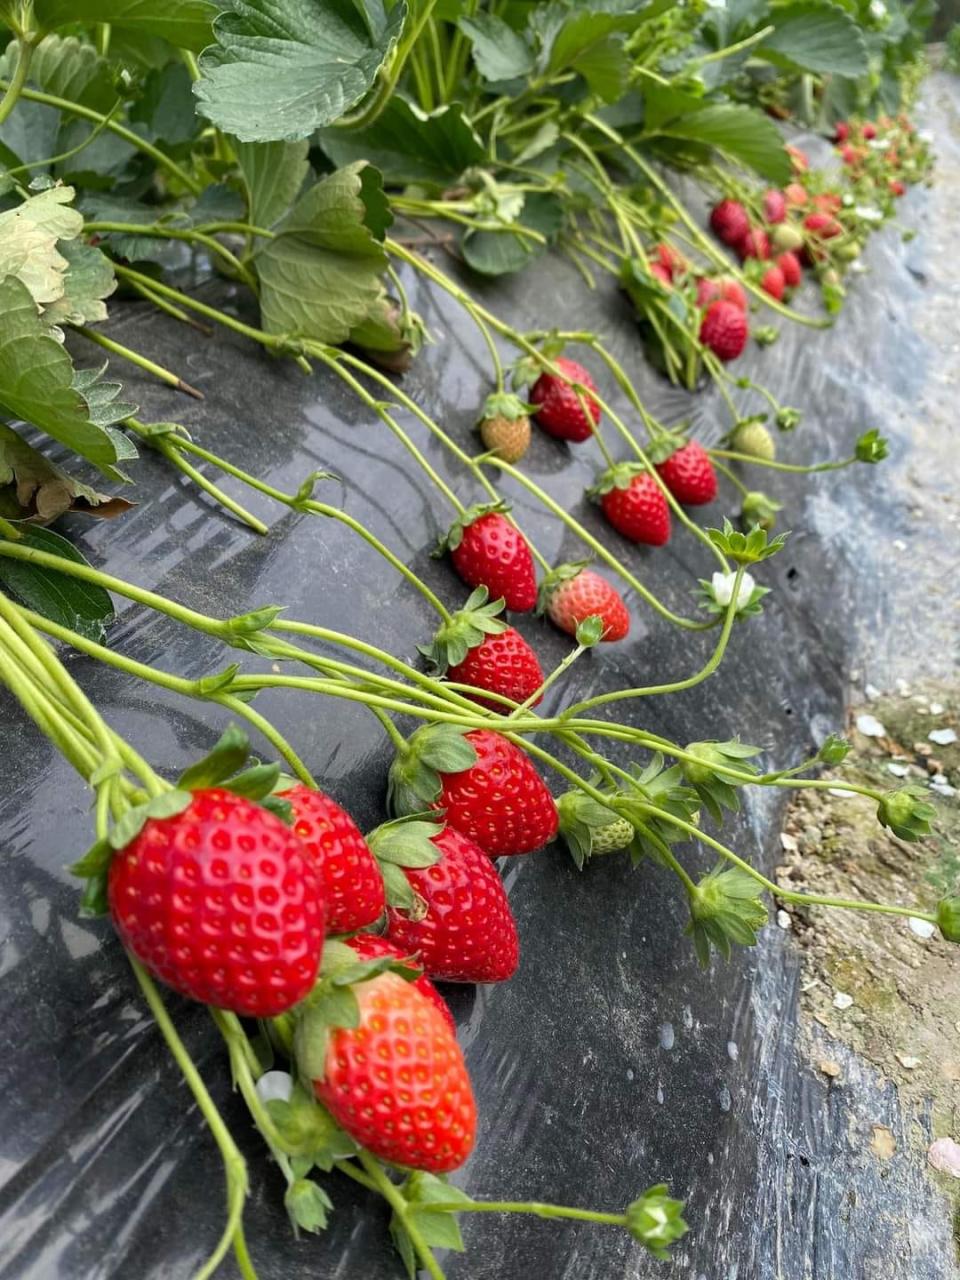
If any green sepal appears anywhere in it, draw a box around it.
[686,864,768,967]
[292,470,339,511]
[402,1171,471,1253]
[224,604,285,636]
[706,517,788,564]
[69,834,114,879]
[108,789,194,851]
[575,615,604,647]
[876,785,936,842]
[556,789,626,869]
[196,664,242,697]
[434,501,509,557]
[419,586,507,673]
[261,793,294,824]
[284,1178,334,1236]
[753,325,779,347]
[387,725,477,817]
[817,733,851,765]
[855,428,888,463]
[936,897,960,944]
[775,406,801,431]
[220,761,282,803]
[480,391,534,423]
[644,429,688,466]
[266,1082,359,1169]
[177,725,252,791]
[586,461,648,502]
[625,1184,689,1260]
[606,755,700,863]
[681,740,760,822]
[367,816,442,909]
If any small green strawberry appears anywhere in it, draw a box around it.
[731,419,776,460]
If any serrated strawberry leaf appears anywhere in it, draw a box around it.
[233,137,310,231]
[317,98,484,188]
[0,424,132,524]
[255,162,391,345]
[33,0,216,51]
[0,525,116,642]
[194,0,407,142]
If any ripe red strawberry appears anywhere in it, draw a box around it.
[345,933,455,1033]
[862,122,877,140]
[390,727,557,857]
[834,121,850,143]
[700,299,749,361]
[529,356,600,442]
[709,199,750,247]
[695,277,747,311]
[737,226,770,260]
[812,192,842,214]
[761,265,786,301]
[650,261,673,287]
[108,788,324,1017]
[382,825,519,983]
[777,251,802,288]
[280,784,384,935]
[539,565,629,642]
[445,506,537,612]
[592,464,670,545]
[313,971,475,1171]
[784,182,808,207]
[448,629,543,712]
[889,179,906,197]
[840,144,865,167]
[762,190,786,224]
[654,440,717,506]
[804,211,841,239]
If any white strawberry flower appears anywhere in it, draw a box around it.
[711,570,756,611]
[255,1070,294,1105]
[869,0,887,19]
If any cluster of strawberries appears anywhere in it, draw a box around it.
[834,112,925,197]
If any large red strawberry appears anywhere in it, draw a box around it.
[777,251,802,288]
[654,241,687,278]
[762,190,786,224]
[862,121,877,140]
[653,440,717,506]
[345,933,455,1033]
[529,356,601,442]
[313,971,476,1171]
[709,199,750,247]
[108,788,325,1016]
[696,277,747,311]
[443,504,537,612]
[422,586,543,712]
[538,564,629,642]
[700,300,748,361]
[280,784,384,934]
[834,121,850,143]
[370,823,519,984]
[591,464,671,545]
[389,726,558,857]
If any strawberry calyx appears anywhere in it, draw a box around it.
[557,789,637,869]
[644,429,689,467]
[419,586,508,673]
[366,816,444,910]
[706,517,789,565]
[686,865,768,966]
[479,391,534,424]
[534,559,591,615]
[70,726,289,916]
[387,724,478,817]
[586,462,649,500]
[435,500,510,556]
[679,739,761,823]
[740,490,782,532]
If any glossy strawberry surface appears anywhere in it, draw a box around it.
[545,570,630,642]
[345,933,455,1033]
[700,300,749,362]
[600,471,671,545]
[529,357,601,442]
[450,513,537,612]
[447,627,544,712]
[655,441,717,506]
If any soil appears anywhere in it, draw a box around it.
[779,682,960,1218]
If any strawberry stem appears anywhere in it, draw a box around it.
[355,1151,447,1280]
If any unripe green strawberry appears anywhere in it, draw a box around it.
[770,222,804,252]
[731,420,776,460]
[590,817,636,855]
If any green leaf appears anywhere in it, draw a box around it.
[128,63,198,146]
[570,36,629,104]
[462,191,564,276]
[759,2,869,78]
[0,525,116,642]
[0,423,132,524]
[42,240,116,329]
[256,162,390,343]
[0,34,116,112]
[0,276,122,472]
[317,97,484,188]
[33,0,217,51]
[458,13,533,81]
[656,103,791,185]
[0,185,83,307]
[194,0,408,142]
[537,1,655,78]
[234,137,310,230]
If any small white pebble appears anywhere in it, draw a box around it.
[928,1137,960,1178]
[886,763,909,777]
[930,702,945,715]
[833,992,854,1010]
[777,909,792,930]
[893,539,907,551]
[829,787,857,798]
[908,917,936,939]
[780,832,799,853]
[865,683,881,700]
[857,713,886,737]
[929,728,957,746]
[930,778,957,797]
[896,1054,921,1070]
